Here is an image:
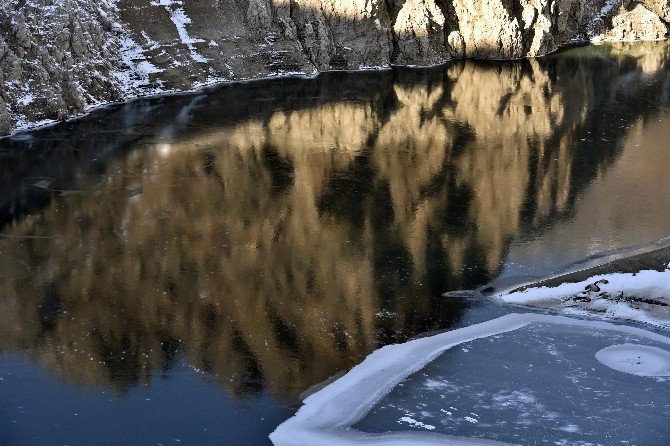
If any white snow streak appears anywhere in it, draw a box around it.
[398,416,436,430]
[599,0,622,18]
[150,0,210,63]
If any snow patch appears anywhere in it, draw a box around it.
[19,94,35,106]
[599,0,622,18]
[398,416,435,430]
[149,0,210,63]
[497,269,670,328]
[114,33,164,91]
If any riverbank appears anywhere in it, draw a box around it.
[495,242,670,328]
[1,0,669,136]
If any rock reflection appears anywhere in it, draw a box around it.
[0,42,668,398]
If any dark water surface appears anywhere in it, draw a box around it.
[1,41,669,445]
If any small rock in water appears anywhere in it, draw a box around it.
[585,283,601,292]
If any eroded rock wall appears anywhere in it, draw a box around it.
[0,0,668,135]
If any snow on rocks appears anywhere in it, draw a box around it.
[114,30,164,92]
[149,0,209,63]
[497,268,670,329]
[2,0,670,136]
[598,0,622,18]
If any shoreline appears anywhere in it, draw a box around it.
[3,37,666,142]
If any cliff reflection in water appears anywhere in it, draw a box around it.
[0,42,669,398]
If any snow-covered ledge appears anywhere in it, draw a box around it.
[497,269,670,329]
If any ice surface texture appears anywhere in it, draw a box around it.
[269,313,670,446]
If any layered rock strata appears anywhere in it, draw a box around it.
[0,0,668,135]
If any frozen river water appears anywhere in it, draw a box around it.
[355,319,670,445]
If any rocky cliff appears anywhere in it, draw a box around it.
[0,0,668,135]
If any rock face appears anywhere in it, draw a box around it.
[0,0,668,135]
[603,3,668,41]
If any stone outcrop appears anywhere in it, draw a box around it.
[0,0,668,135]
[603,2,668,41]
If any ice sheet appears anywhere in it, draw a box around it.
[269,314,670,446]
[356,323,670,445]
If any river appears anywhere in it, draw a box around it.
[1,41,669,445]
